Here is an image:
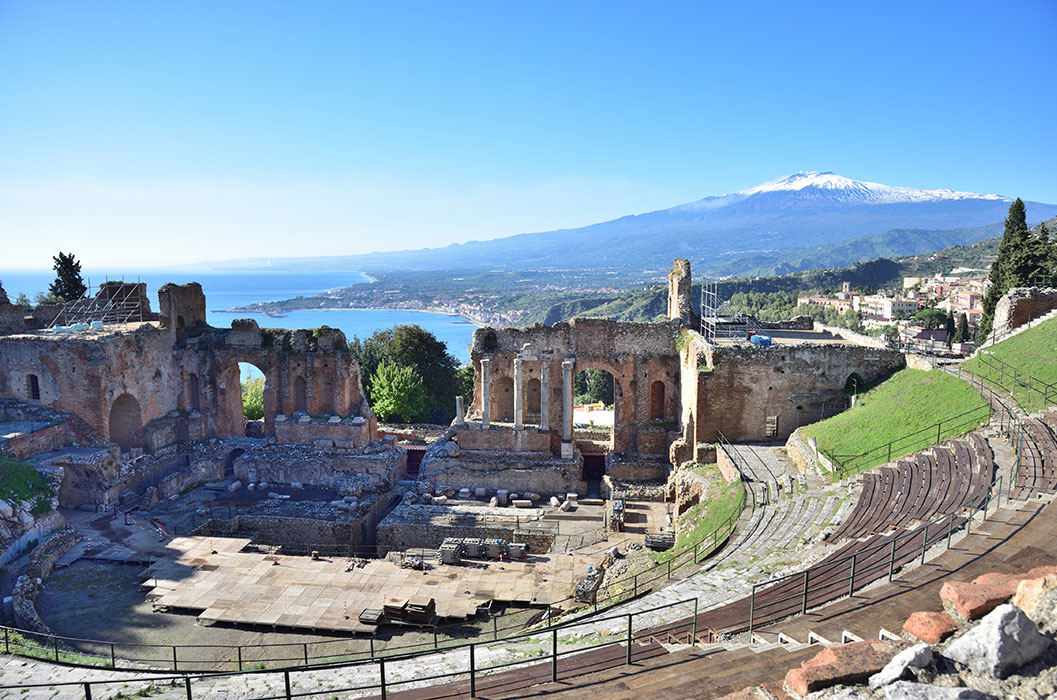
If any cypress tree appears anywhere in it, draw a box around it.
[48,252,87,302]
[956,313,969,344]
[980,199,1034,338]
[944,311,955,348]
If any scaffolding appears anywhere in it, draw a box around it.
[47,277,148,330]
[699,279,762,344]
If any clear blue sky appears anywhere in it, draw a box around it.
[2,1,1055,268]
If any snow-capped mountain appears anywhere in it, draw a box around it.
[738,171,1008,204]
[234,172,1057,277]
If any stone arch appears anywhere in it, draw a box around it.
[524,377,541,423]
[844,372,865,395]
[572,363,621,453]
[293,375,307,413]
[25,374,40,401]
[224,448,245,478]
[185,372,200,411]
[650,380,666,421]
[493,376,515,422]
[109,393,144,452]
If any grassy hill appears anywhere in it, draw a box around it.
[801,369,989,478]
[962,317,1057,413]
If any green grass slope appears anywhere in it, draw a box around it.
[963,317,1057,413]
[802,369,989,478]
[0,457,54,515]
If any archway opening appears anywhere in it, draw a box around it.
[649,380,666,421]
[524,377,541,424]
[844,372,865,395]
[239,362,267,437]
[26,374,40,401]
[109,393,144,452]
[573,368,616,477]
[224,448,245,478]
[492,376,514,422]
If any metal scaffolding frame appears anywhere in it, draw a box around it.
[47,276,147,330]
[699,278,761,344]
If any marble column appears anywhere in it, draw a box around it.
[539,355,550,431]
[480,358,491,428]
[455,396,465,427]
[513,356,523,430]
[561,358,575,443]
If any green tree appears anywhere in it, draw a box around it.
[955,313,969,344]
[1038,222,1056,286]
[349,325,459,424]
[0,281,8,305]
[455,364,476,403]
[980,199,1040,338]
[370,363,431,423]
[574,369,613,406]
[944,311,955,348]
[913,308,948,330]
[48,252,88,302]
[14,293,31,308]
[241,377,265,420]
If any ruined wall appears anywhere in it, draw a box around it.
[274,414,375,447]
[467,317,681,456]
[992,287,1057,336]
[421,450,587,495]
[667,258,692,323]
[232,444,405,488]
[693,342,906,443]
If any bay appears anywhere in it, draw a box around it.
[0,269,478,364]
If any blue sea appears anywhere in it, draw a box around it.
[0,269,479,365]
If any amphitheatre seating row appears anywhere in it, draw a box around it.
[1010,416,1057,501]
[827,436,994,544]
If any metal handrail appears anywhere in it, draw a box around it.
[747,473,1002,634]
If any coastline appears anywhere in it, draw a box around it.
[217,304,487,326]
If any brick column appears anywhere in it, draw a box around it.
[480,358,491,428]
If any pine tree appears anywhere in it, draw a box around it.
[48,252,87,302]
[1038,222,1056,286]
[980,199,1035,338]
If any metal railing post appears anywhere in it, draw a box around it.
[748,585,756,634]
[284,670,292,700]
[237,645,243,671]
[626,614,633,665]
[551,628,558,682]
[469,643,476,698]
[3,627,7,654]
[83,683,92,700]
[947,512,954,549]
[303,643,308,666]
[184,676,192,700]
[692,597,699,643]
[888,538,897,581]
[379,656,387,700]
[920,527,928,565]
[848,553,857,597]
[54,636,59,662]
[172,645,178,671]
[801,570,810,615]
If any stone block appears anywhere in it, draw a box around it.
[869,643,932,688]
[940,581,1011,622]
[1013,572,1057,633]
[275,415,288,423]
[315,438,335,448]
[351,416,366,425]
[511,499,533,508]
[884,682,989,700]
[784,639,906,697]
[334,440,355,449]
[944,603,1051,678]
[299,415,312,423]
[903,611,959,644]
[227,480,242,492]
[474,487,487,499]
[328,416,341,424]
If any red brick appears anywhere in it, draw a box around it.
[903,610,959,644]
[784,639,905,696]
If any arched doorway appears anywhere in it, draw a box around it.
[524,377,541,424]
[224,448,245,478]
[573,368,617,495]
[649,380,666,421]
[492,376,514,422]
[239,362,267,437]
[109,393,144,452]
